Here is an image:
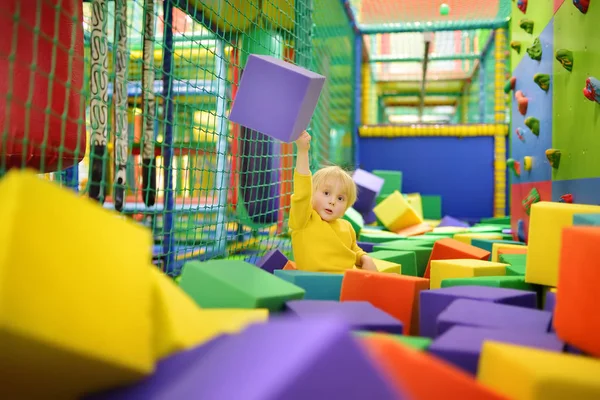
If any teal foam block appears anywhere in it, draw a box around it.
[573,213,600,226]
[274,270,343,301]
[179,260,305,311]
[470,239,525,253]
[369,250,418,276]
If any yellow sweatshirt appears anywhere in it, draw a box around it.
[289,170,367,273]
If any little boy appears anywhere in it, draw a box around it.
[289,131,377,272]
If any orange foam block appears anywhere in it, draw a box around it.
[283,261,297,270]
[340,269,429,335]
[424,238,491,279]
[554,226,600,357]
[361,335,506,400]
[396,222,433,236]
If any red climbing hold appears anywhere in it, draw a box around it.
[515,90,529,115]
[583,77,600,104]
[573,0,590,14]
[560,194,574,203]
[518,0,528,13]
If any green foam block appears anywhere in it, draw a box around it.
[359,231,405,243]
[372,169,402,196]
[354,331,432,351]
[343,207,364,236]
[440,275,535,291]
[478,216,511,225]
[499,253,527,276]
[273,270,343,301]
[467,225,507,233]
[470,239,525,253]
[179,260,305,311]
[369,250,418,277]
[421,195,442,220]
[373,241,432,277]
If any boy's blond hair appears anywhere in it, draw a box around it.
[312,165,357,208]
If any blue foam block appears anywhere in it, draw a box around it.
[274,270,344,301]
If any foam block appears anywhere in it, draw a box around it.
[438,215,469,227]
[228,54,325,142]
[573,213,600,226]
[179,260,305,311]
[432,226,469,235]
[286,300,404,334]
[357,241,375,253]
[352,169,385,213]
[355,331,432,350]
[424,238,491,279]
[396,222,432,236]
[255,249,288,273]
[0,169,154,398]
[372,169,402,195]
[429,325,564,375]
[440,275,535,291]
[340,269,429,335]
[554,226,600,357]
[373,191,423,232]
[147,317,402,399]
[274,270,343,300]
[343,207,364,236]
[405,193,423,218]
[419,286,538,338]
[429,259,508,289]
[498,253,527,275]
[372,258,401,274]
[491,243,527,262]
[545,289,556,332]
[361,336,506,399]
[369,250,418,277]
[374,241,432,277]
[470,239,523,253]
[361,209,378,225]
[421,195,442,219]
[478,341,600,399]
[437,299,552,336]
[452,233,503,245]
[359,230,405,243]
[467,225,504,233]
[526,201,600,286]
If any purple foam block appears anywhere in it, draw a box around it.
[255,249,288,273]
[286,300,403,334]
[502,228,512,234]
[155,316,403,399]
[362,209,377,225]
[428,325,564,375]
[437,299,552,336]
[86,335,228,399]
[419,286,538,338]
[438,215,470,228]
[229,54,326,143]
[352,169,385,213]
[544,290,556,332]
[357,241,375,253]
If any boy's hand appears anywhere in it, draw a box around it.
[360,255,378,272]
[295,131,311,152]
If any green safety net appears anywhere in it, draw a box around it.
[0,0,357,274]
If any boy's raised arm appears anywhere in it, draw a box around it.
[289,131,312,230]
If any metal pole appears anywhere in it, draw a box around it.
[353,32,362,168]
[418,33,433,122]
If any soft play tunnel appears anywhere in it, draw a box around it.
[0,0,86,172]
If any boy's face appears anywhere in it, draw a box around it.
[312,179,348,222]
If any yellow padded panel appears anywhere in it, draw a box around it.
[429,259,507,289]
[526,202,600,286]
[405,193,423,218]
[0,169,154,398]
[152,268,269,360]
[453,233,503,245]
[478,341,600,399]
[373,258,401,274]
[491,243,527,262]
[374,191,423,232]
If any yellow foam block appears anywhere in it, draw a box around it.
[373,258,401,274]
[423,219,441,227]
[491,243,527,262]
[0,169,154,398]
[374,191,423,232]
[478,341,600,399]
[429,259,508,289]
[405,193,423,218]
[526,201,600,286]
[453,232,503,245]
[432,226,469,234]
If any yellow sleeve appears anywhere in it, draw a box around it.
[289,170,313,230]
[350,224,368,266]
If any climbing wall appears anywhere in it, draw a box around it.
[508,0,600,240]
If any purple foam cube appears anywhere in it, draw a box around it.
[353,169,385,213]
[286,300,403,334]
[438,215,470,228]
[545,290,556,332]
[151,316,402,399]
[419,286,538,338]
[255,249,288,273]
[229,54,326,143]
[86,335,229,399]
[357,241,375,253]
[437,299,552,336]
[428,325,564,375]
[362,209,377,225]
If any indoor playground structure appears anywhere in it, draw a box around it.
[0,0,600,398]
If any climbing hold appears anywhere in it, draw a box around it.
[510,41,522,53]
[522,187,541,216]
[583,77,600,104]
[573,0,590,14]
[440,3,450,15]
[559,194,573,203]
[517,219,527,242]
[507,158,521,177]
[520,19,534,34]
[526,38,542,61]
[504,76,517,94]
[534,73,550,92]
[525,117,540,136]
[523,156,533,171]
[555,49,573,72]
[545,148,561,168]
[517,0,528,13]
[515,90,529,115]
[515,127,526,142]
